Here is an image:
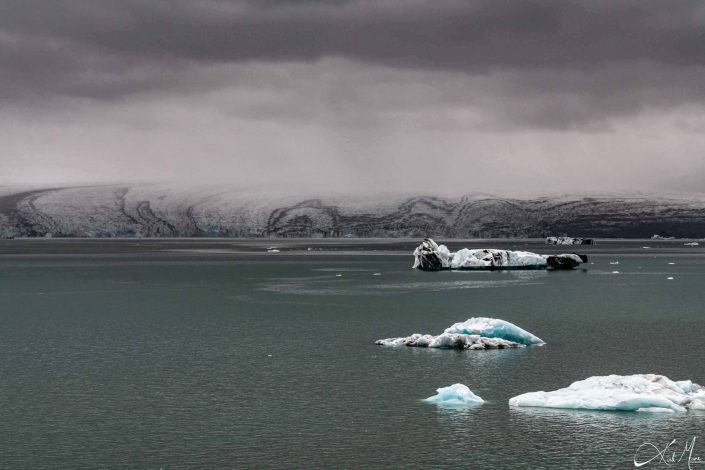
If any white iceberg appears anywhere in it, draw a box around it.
[508,374,705,413]
[425,384,484,407]
[375,317,544,349]
[684,242,700,246]
[413,238,586,271]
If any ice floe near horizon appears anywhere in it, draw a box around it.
[425,384,484,407]
[509,374,705,413]
[375,317,544,350]
[545,236,594,245]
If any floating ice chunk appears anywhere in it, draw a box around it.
[545,236,594,245]
[373,272,382,276]
[508,374,705,412]
[375,317,544,349]
[668,262,675,265]
[267,247,280,253]
[642,246,651,249]
[335,274,342,277]
[609,261,619,265]
[412,238,586,271]
[684,242,700,246]
[667,277,674,280]
[612,271,620,274]
[425,384,484,407]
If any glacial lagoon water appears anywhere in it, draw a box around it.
[0,238,704,468]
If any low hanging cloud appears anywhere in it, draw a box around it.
[1,0,704,193]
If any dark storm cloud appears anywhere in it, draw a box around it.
[2,0,704,68]
[2,0,705,193]
[1,0,705,121]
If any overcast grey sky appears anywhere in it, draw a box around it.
[1,0,704,194]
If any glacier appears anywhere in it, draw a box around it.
[508,374,705,413]
[6,185,705,238]
[375,317,544,349]
[425,384,485,407]
[412,238,586,271]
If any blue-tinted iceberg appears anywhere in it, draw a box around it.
[375,317,544,350]
[509,374,705,413]
[425,384,484,407]
[444,318,544,346]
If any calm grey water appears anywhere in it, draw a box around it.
[0,239,704,469]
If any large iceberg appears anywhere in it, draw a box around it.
[425,384,485,407]
[412,238,586,271]
[509,374,705,413]
[375,317,544,350]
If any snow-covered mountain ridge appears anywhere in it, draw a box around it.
[1,185,705,238]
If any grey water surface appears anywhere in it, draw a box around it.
[0,239,703,469]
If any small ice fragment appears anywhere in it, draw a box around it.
[335,274,342,277]
[642,246,651,249]
[373,272,382,276]
[684,242,700,246]
[267,354,272,357]
[668,262,675,265]
[612,271,620,274]
[667,277,674,280]
[609,261,619,265]
[424,383,484,407]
